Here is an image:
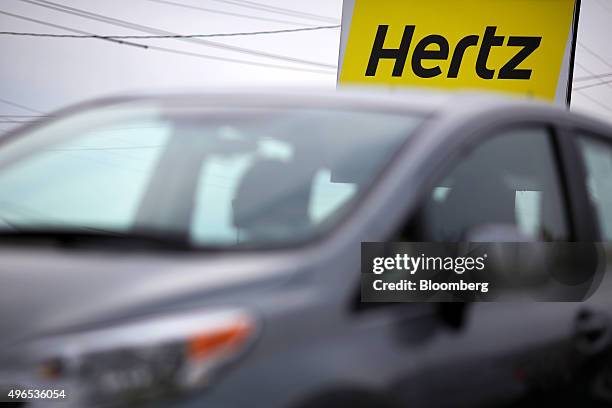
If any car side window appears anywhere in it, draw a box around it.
[576,135,612,240]
[417,127,569,241]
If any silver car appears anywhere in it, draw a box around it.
[1,90,612,407]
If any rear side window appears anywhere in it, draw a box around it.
[577,135,612,240]
[419,127,569,241]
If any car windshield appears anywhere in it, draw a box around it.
[0,101,423,248]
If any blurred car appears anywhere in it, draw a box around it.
[1,90,612,407]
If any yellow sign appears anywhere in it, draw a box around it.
[338,0,577,103]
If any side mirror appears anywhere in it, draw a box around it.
[464,224,605,301]
[465,223,549,287]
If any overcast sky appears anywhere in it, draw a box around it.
[0,0,610,133]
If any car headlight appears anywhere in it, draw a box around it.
[30,308,257,406]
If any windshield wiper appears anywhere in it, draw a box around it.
[0,229,194,251]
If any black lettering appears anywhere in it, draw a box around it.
[448,35,479,78]
[365,25,539,81]
[498,36,542,79]
[476,26,504,79]
[411,35,449,78]
[366,25,414,77]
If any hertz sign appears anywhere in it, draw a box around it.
[338,0,579,105]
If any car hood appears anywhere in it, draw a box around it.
[0,246,294,348]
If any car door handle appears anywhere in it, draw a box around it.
[574,308,612,356]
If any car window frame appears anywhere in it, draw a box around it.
[398,122,580,242]
[560,125,612,241]
[358,120,581,315]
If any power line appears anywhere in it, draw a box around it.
[0,97,44,114]
[575,89,612,114]
[596,0,612,13]
[574,72,612,82]
[20,0,336,69]
[0,10,335,75]
[573,61,612,92]
[579,42,612,71]
[0,25,340,39]
[0,114,49,117]
[574,78,612,91]
[146,43,334,74]
[573,52,612,113]
[209,0,338,24]
[0,10,147,48]
[143,0,314,27]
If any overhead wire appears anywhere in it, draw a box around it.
[0,10,336,75]
[573,62,612,92]
[208,0,338,24]
[578,42,612,71]
[575,89,612,113]
[19,0,337,69]
[143,0,315,27]
[596,0,612,13]
[574,78,612,91]
[574,72,612,82]
[572,46,612,96]
[0,24,341,39]
[0,119,38,123]
[0,96,44,114]
[0,10,146,48]
[0,114,49,117]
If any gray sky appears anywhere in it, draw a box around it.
[0,0,610,132]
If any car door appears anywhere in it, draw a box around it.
[389,123,605,407]
[560,127,612,401]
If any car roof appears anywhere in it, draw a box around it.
[3,88,612,140]
[44,87,601,120]
[56,87,489,115]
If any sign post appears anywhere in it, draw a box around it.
[338,0,581,106]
